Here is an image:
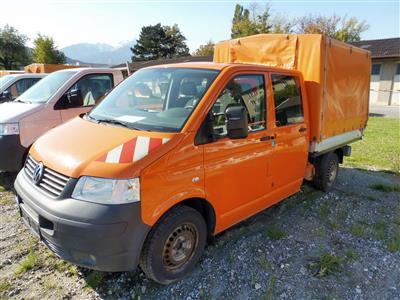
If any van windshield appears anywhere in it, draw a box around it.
[89,68,219,132]
[18,70,77,103]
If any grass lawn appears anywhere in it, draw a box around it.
[344,117,400,173]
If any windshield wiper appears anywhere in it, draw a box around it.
[14,99,30,103]
[94,118,145,131]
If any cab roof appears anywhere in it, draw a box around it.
[144,61,302,75]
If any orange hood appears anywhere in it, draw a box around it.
[31,117,179,179]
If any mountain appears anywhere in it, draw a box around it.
[61,41,135,66]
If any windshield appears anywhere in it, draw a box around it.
[18,70,77,103]
[89,68,220,132]
[0,75,14,91]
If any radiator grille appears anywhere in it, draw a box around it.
[24,155,69,198]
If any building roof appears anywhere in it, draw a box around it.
[351,38,400,59]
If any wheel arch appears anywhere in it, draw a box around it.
[148,197,217,237]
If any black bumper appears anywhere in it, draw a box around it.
[14,170,150,272]
[0,135,26,172]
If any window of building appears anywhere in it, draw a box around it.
[396,63,400,75]
[371,64,381,75]
[271,74,304,127]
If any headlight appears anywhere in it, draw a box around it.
[0,123,19,135]
[72,177,140,204]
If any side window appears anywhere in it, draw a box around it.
[271,74,304,127]
[6,79,27,99]
[25,78,41,90]
[211,74,266,137]
[67,74,113,107]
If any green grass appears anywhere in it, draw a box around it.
[265,225,287,240]
[318,204,331,220]
[370,183,400,193]
[345,249,358,261]
[344,117,400,173]
[15,251,39,275]
[350,223,367,238]
[310,252,343,277]
[0,280,10,293]
[86,271,105,289]
[262,276,276,300]
[372,220,387,240]
[387,235,400,253]
[258,255,272,270]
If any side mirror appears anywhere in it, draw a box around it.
[226,106,248,139]
[66,89,83,108]
[0,90,11,101]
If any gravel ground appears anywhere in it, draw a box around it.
[1,167,399,300]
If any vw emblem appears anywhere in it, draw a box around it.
[33,162,44,185]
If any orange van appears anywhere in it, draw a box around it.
[14,34,370,284]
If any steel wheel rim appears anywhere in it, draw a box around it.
[162,223,198,271]
[327,160,338,184]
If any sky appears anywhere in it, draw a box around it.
[1,0,399,52]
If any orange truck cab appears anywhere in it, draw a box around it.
[14,34,371,284]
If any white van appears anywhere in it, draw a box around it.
[0,68,124,172]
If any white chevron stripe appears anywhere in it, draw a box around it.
[106,144,123,163]
[162,138,170,144]
[133,136,150,162]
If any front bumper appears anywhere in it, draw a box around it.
[14,170,150,272]
[0,135,26,172]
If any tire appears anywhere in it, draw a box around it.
[313,152,339,192]
[139,205,207,285]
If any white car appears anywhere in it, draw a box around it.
[0,74,47,103]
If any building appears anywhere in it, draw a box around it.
[352,38,400,106]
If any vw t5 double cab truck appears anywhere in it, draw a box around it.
[0,73,47,103]
[0,68,123,172]
[15,34,370,284]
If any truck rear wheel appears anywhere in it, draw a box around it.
[313,152,339,192]
[139,205,207,285]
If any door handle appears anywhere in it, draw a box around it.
[260,135,275,141]
[299,127,307,133]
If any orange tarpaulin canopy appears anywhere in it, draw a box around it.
[214,34,371,142]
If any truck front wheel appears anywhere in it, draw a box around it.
[313,152,339,192]
[139,205,207,284]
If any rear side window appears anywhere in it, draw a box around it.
[271,74,304,127]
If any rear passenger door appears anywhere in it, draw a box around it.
[268,73,309,191]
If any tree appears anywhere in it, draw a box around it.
[296,15,369,42]
[163,25,190,58]
[0,25,31,70]
[131,23,189,62]
[231,3,272,38]
[32,34,66,64]
[193,40,215,56]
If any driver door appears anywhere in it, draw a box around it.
[57,73,113,122]
[202,73,275,230]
